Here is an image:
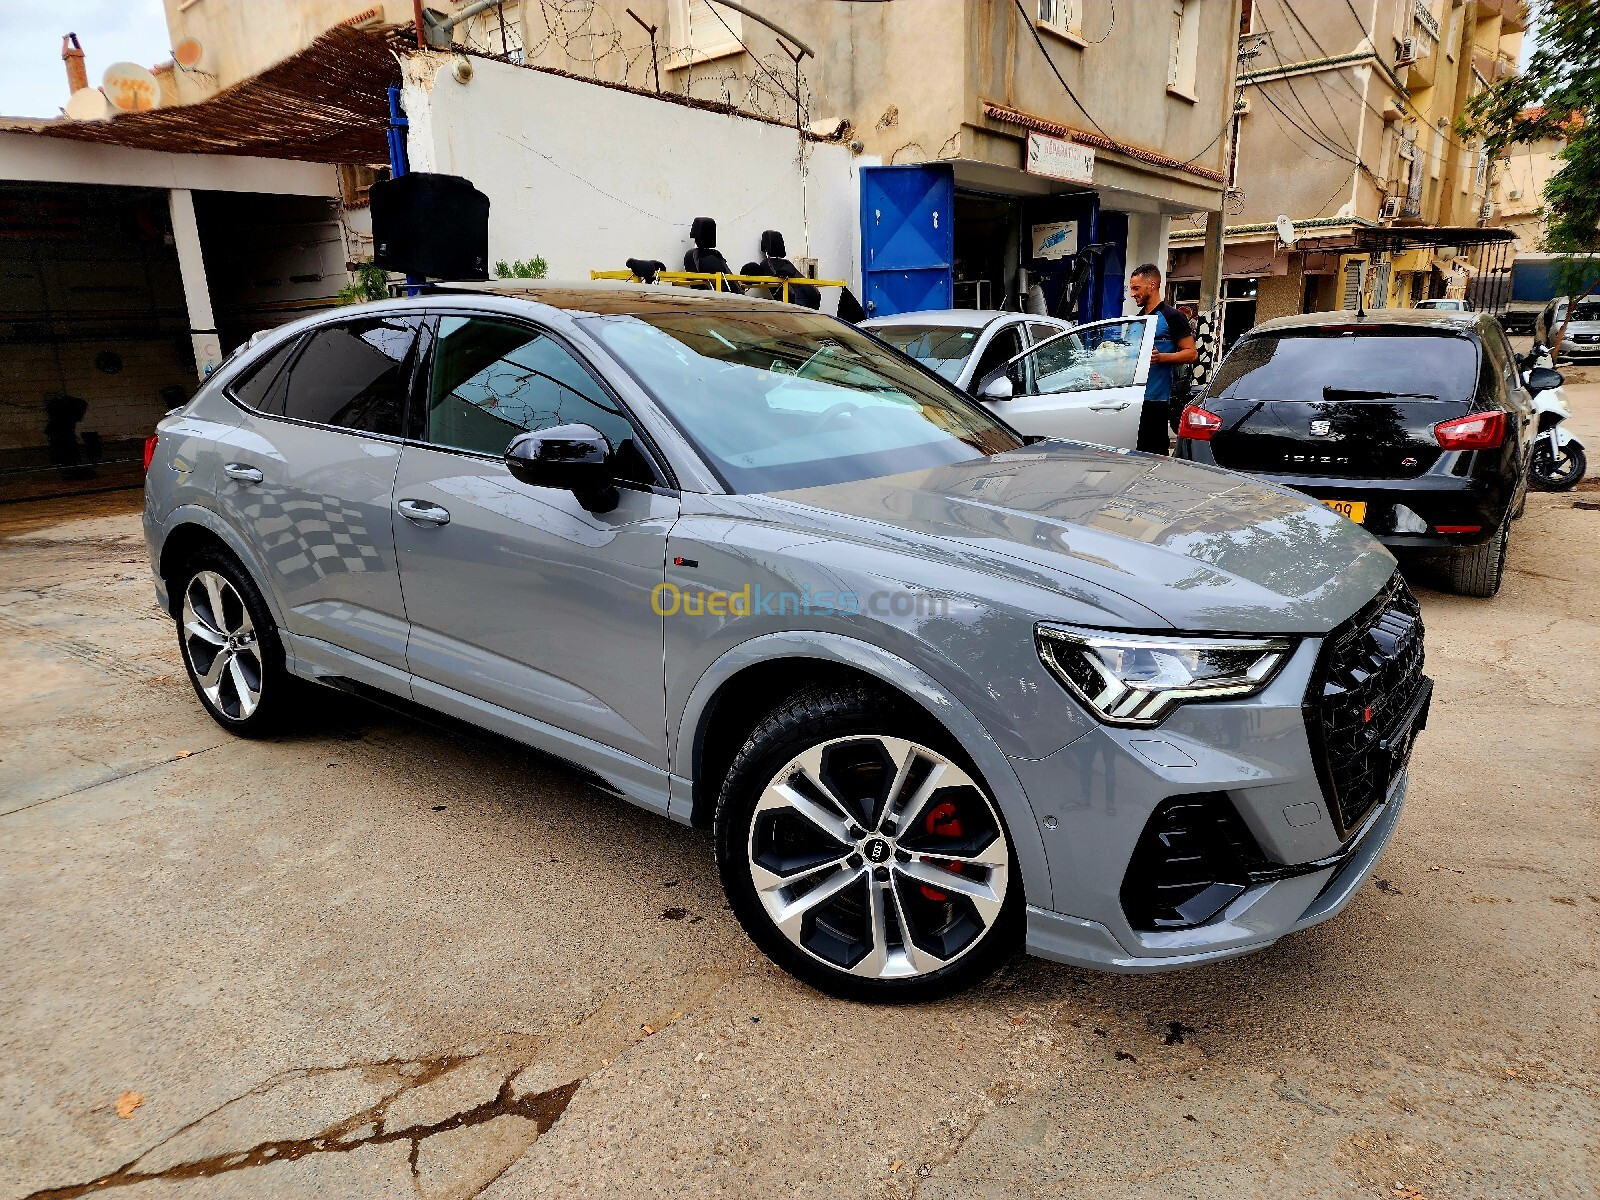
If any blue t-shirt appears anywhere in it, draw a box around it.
[1143,303,1193,404]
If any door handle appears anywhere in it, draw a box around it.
[222,462,263,484]
[1088,401,1131,412]
[397,498,451,526]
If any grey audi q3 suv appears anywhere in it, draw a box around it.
[144,284,1431,1002]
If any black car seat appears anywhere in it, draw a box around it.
[683,218,742,292]
[758,229,821,310]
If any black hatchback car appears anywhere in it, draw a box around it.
[1176,310,1539,597]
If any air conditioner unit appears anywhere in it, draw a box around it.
[1397,38,1418,64]
[1380,196,1403,221]
[1507,188,1523,200]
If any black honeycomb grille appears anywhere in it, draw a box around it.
[1308,573,1427,835]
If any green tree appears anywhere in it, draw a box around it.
[1461,0,1599,352]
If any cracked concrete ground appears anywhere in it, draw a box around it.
[2,369,1596,1199]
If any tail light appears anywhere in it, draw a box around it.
[1434,410,1505,450]
[1177,404,1223,441]
[143,434,159,473]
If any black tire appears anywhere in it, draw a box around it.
[1447,517,1510,598]
[1530,442,1586,492]
[714,683,1023,1004]
[174,549,293,736]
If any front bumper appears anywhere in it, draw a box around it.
[1024,769,1408,972]
[1010,609,1426,973]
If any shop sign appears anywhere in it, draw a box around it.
[1026,131,1095,185]
[1031,220,1079,261]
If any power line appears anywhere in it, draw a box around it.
[1012,0,1240,171]
[1009,0,1126,152]
[1265,29,1361,157]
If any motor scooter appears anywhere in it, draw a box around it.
[1523,342,1587,491]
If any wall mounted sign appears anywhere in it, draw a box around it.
[1030,220,1079,261]
[1026,131,1095,185]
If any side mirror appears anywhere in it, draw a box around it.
[1525,366,1564,395]
[976,372,1014,401]
[505,423,618,512]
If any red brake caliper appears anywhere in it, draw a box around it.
[918,800,964,902]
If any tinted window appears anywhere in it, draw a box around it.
[587,310,1020,494]
[228,336,299,411]
[427,316,656,484]
[869,324,981,381]
[1573,301,1600,322]
[970,326,1023,385]
[278,316,420,433]
[1210,332,1479,404]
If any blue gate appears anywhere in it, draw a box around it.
[860,164,954,317]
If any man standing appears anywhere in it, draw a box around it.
[1127,263,1197,455]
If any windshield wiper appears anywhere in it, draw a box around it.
[1322,388,1439,402]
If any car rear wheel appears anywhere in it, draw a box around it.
[176,551,291,736]
[715,684,1021,1003]
[1447,516,1510,598]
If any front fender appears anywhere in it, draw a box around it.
[671,630,1054,910]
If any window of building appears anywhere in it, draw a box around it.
[1167,0,1200,100]
[426,316,656,484]
[1037,0,1083,41]
[1431,119,1446,180]
[276,316,420,435]
[669,0,743,68]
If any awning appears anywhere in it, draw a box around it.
[19,25,405,165]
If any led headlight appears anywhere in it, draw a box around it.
[1036,625,1293,726]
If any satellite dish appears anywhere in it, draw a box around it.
[1275,215,1296,247]
[64,87,111,121]
[173,37,204,71]
[102,61,161,112]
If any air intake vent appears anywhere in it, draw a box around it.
[1121,793,1267,932]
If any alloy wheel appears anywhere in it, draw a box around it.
[746,736,1010,980]
[181,570,263,721]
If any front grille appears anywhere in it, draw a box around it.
[1306,573,1427,835]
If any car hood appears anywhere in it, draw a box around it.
[769,442,1398,633]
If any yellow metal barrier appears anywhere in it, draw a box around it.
[589,269,847,305]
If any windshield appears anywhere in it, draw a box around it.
[868,324,981,380]
[587,310,1020,493]
[1210,332,1478,404]
[1571,301,1600,322]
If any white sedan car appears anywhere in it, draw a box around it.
[861,309,1156,448]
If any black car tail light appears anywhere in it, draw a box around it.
[1177,404,1222,440]
[1434,409,1505,450]
[1120,793,1266,932]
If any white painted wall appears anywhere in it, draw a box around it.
[401,55,860,311]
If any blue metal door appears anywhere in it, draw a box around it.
[860,164,954,317]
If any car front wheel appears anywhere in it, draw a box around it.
[715,684,1021,1003]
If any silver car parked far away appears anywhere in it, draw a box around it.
[145,284,1431,1002]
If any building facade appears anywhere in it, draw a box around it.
[505,0,1242,319]
[1169,0,1527,339]
[159,0,1241,321]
